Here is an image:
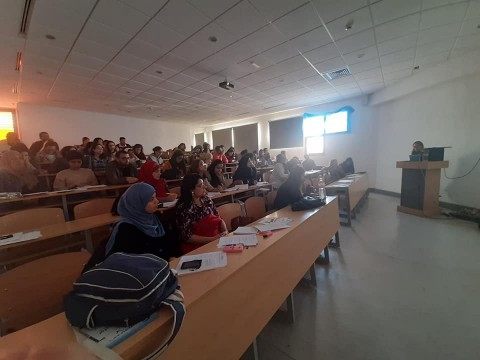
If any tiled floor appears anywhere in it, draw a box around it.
[244,193,480,360]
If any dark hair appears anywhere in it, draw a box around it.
[116,150,127,158]
[177,174,202,207]
[189,159,204,175]
[66,150,83,162]
[90,143,105,157]
[120,137,126,141]
[93,137,103,144]
[60,146,73,158]
[240,149,248,156]
[286,165,305,186]
[207,160,224,187]
[178,143,186,149]
[44,140,56,147]
[105,141,116,156]
[276,154,285,163]
[82,136,89,142]
[413,141,424,147]
[153,146,162,152]
[39,131,48,138]
[133,144,143,152]
[214,145,221,152]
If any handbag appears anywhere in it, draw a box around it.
[181,215,222,254]
[291,196,325,211]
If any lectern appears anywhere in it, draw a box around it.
[396,161,449,217]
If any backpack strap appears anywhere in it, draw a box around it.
[141,299,186,360]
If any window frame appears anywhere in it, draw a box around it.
[0,108,17,140]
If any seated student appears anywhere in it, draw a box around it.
[206,159,227,191]
[263,149,273,165]
[138,161,176,202]
[302,154,316,171]
[35,140,60,165]
[270,154,289,189]
[104,141,117,162]
[162,149,187,180]
[0,150,39,193]
[75,136,90,153]
[176,143,187,152]
[83,183,176,271]
[189,159,215,191]
[257,149,266,167]
[238,149,248,161]
[52,146,73,173]
[233,153,257,185]
[83,143,108,176]
[6,132,29,154]
[286,156,301,173]
[175,174,228,254]
[327,159,346,183]
[199,150,212,165]
[29,132,58,158]
[105,150,139,185]
[212,146,228,164]
[274,166,305,209]
[149,146,164,165]
[133,144,147,161]
[225,147,236,163]
[340,157,355,175]
[53,150,98,190]
[116,136,131,151]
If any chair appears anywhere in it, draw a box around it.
[0,208,64,234]
[169,186,181,195]
[0,251,90,335]
[73,198,115,219]
[217,203,242,231]
[263,171,272,183]
[245,197,266,219]
[266,191,277,211]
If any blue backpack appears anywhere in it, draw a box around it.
[64,253,185,358]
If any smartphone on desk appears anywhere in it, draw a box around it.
[180,259,202,270]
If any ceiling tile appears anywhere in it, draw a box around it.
[242,25,286,53]
[273,3,322,39]
[215,38,259,63]
[73,38,119,61]
[353,67,383,80]
[349,57,381,73]
[154,54,193,72]
[117,0,169,15]
[91,0,150,35]
[123,39,167,62]
[215,1,267,40]
[289,26,332,53]
[154,0,211,37]
[380,47,416,66]
[249,0,308,22]
[112,52,152,71]
[311,0,368,23]
[29,3,90,35]
[343,45,379,65]
[336,29,376,54]
[414,51,450,67]
[95,72,128,86]
[168,73,199,87]
[170,38,214,63]
[422,0,464,11]
[186,0,239,19]
[371,0,422,25]
[415,38,456,57]
[66,52,108,71]
[262,42,300,63]
[465,1,480,18]
[312,56,347,73]
[459,18,480,37]
[303,43,341,64]
[382,60,415,74]
[377,33,418,56]
[81,20,132,49]
[136,20,187,51]
[418,22,462,45]
[103,63,139,79]
[374,13,420,43]
[383,68,413,81]
[326,7,373,41]
[60,63,97,78]
[420,3,468,30]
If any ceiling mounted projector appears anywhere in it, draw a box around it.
[219,80,234,90]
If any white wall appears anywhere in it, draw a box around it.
[198,96,378,187]
[374,73,480,208]
[16,103,194,152]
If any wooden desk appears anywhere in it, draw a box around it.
[326,173,369,226]
[0,197,340,360]
[396,161,449,217]
[0,213,120,268]
[0,185,129,220]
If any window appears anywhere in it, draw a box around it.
[269,117,303,149]
[0,111,15,140]
[303,110,351,154]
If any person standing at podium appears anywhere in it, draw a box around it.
[411,141,424,155]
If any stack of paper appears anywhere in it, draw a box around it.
[217,234,258,247]
[161,199,178,207]
[233,226,258,235]
[176,251,227,276]
[255,217,292,232]
[0,231,42,246]
[236,184,249,190]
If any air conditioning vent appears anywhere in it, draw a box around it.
[321,67,351,81]
[20,0,36,36]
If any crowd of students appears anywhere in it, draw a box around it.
[1,130,356,264]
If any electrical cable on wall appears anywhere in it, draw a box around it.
[443,156,480,179]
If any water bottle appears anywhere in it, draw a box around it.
[318,176,326,201]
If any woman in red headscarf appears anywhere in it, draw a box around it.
[139,161,177,202]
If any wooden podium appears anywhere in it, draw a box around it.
[396,161,449,217]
